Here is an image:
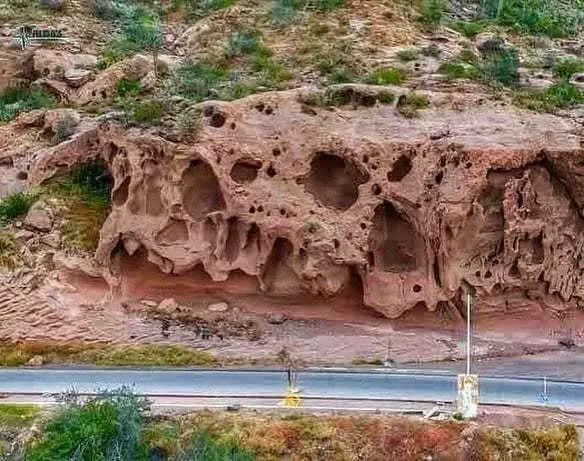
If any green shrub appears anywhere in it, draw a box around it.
[397,48,420,61]
[438,62,480,80]
[0,87,55,123]
[172,62,229,101]
[132,100,166,123]
[317,52,359,83]
[397,92,430,118]
[226,28,264,57]
[271,0,344,25]
[87,0,129,19]
[376,90,395,104]
[554,58,584,80]
[25,388,149,461]
[450,19,491,37]
[250,55,293,85]
[99,5,162,68]
[53,113,78,143]
[115,76,142,97]
[514,82,584,112]
[49,160,112,253]
[0,192,38,223]
[365,67,407,85]
[179,0,236,21]
[480,47,519,87]
[497,0,583,38]
[418,0,444,26]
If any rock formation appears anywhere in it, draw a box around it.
[29,86,584,319]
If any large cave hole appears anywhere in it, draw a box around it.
[303,152,369,210]
[145,169,164,216]
[262,237,304,295]
[368,201,423,272]
[387,154,413,182]
[243,223,261,252]
[181,159,226,221]
[230,158,262,184]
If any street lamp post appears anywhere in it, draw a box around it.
[457,285,478,419]
[466,291,471,375]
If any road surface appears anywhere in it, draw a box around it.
[0,368,583,411]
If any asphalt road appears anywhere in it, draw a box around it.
[0,368,583,411]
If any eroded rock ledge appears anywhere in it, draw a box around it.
[29,86,584,318]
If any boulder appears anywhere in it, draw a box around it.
[157,298,179,314]
[41,231,61,249]
[74,54,154,105]
[44,108,81,137]
[64,68,93,88]
[24,202,53,232]
[267,313,287,325]
[27,355,44,366]
[208,302,229,312]
[33,49,97,80]
[570,72,584,91]
[141,299,158,308]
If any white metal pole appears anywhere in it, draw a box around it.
[466,292,471,375]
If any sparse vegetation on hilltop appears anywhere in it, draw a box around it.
[0,87,55,123]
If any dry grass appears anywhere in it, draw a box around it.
[0,342,220,367]
[143,411,581,460]
[0,232,20,269]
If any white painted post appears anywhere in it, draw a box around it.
[466,292,471,375]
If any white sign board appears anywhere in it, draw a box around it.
[457,374,479,419]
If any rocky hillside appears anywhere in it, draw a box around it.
[1,0,584,363]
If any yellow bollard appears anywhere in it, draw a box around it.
[282,387,301,408]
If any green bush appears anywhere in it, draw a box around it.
[176,0,236,21]
[438,62,480,80]
[497,0,583,38]
[0,192,38,223]
[554,58,584,80]
[53,113,78,144]
[99,5,162,68]
[0,87,55,123]
[64,159,112,209]
[250,55,293,85]
[271,0,344,25]
[115,76,142,97]
[365,67,407,85]
[480,47,519,87]
[376,90,395,104]
[418,0,444,26]
[397,48,420,61]
[226,28,264,57]
[132,100,166,123]
[87,0,132,19]
[514,82,584,112]
[317,52,359,84]
[397,92,431,118]
[450,19,490,37]
[25,388,149,461]
[172,61,229,101]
